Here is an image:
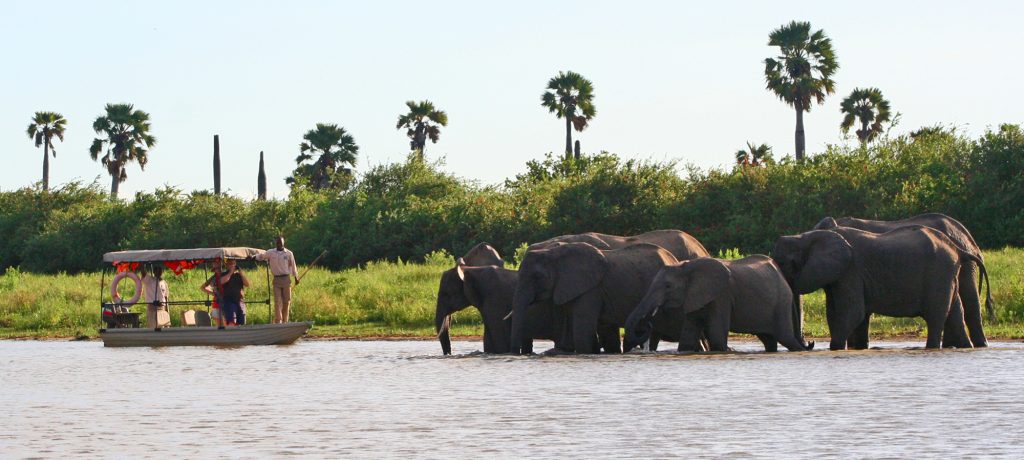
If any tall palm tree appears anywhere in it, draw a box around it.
[26,111,67,191]
[764,21,839,162]
[396,100,448,160]
[735,142,773,167]
[840,87,892,146]
[541,70,596,160]
[287,123,358,191]
[88,104,156,199]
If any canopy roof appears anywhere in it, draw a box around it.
[103,247,266,263]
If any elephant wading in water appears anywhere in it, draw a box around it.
[772,226,984,350]
[434,243,560,355]
[510,242,678,354]
[814,213,993,347]
[624,256,812,352]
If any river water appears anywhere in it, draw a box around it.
[1,339,1022,459]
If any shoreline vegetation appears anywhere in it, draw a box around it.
[2,247,1022,341]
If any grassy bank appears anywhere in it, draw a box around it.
[2,248,1023,341]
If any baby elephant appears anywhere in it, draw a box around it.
[625,255,812,352]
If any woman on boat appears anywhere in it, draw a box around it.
[200,259,224,326]
[218,259,250,326]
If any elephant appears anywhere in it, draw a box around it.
[813,213,992,347]
[528,229,709,263]
[510,242,678,354]
[624,256,812,353]
[435,245,559,355]
[771,226,982,350]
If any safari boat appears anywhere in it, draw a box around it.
[98,247,313,347]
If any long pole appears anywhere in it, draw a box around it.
[297,250,328,282]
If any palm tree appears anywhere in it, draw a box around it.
[89,104,156,199]
[764,21,839,162]
[396,100,448,160]
[541,70,596,160]
[26,112,67,191]
[287,123,358,191]
[840,87,892,146]
[735,142,773,167]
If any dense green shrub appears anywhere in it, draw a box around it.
[0,124,1021,273]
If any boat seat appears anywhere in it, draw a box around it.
[194,310,212,327]
[156,310,172,328]
[182,310,197,326]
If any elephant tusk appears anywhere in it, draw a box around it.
[503,311,514,321]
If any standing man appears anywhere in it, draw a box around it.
[256,235,300,323]
[142,265,169,328]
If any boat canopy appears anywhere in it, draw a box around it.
[102,247,266,263]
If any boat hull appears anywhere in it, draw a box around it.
[100,322,313,347]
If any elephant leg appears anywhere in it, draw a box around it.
[647,330,660,352]
[756,333,778,352]
[482,327,493,353]
[942,292,973,349]
[959,263,988,347]
[704,304,730,351]
[847,314,870,350]
[677,316,703,352]
[569,298,601,354]
[555,306,574,352]
[826,284,865,351]
[598,323,621,354]
[923,285,957,349]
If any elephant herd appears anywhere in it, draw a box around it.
[434,213,993,355]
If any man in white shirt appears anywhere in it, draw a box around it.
[141,265,170,328]
[255,236,300,323]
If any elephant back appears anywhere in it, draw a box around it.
[726,255,792,308]
[599,243,679,325]
[626,229,710,261]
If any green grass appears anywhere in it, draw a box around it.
[2,248,1023,341]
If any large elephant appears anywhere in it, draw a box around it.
[528,229,709,262]
[510,242,678,354]
[814,213,992,347]
[624,256,812,352]
[435,259,560,355]
[771,226,981,350]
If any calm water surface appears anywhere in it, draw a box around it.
[1,339,1022,459]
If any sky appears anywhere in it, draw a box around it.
[1,0,1021,199]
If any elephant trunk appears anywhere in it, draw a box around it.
[623,290,660,352]
[435,307,452,356]
[790,289,812,350]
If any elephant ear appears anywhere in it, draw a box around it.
[553,243,609,305]
[814,216,839,230]
[797,230,854,292]
[460,267,484,307]
[682,259,731,314]
[455,258,466,280]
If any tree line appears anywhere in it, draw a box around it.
[1,124,1021,274]
[24,20,904,198]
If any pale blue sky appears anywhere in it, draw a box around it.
[2,1,1021,199]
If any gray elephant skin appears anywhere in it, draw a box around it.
[529,229,710,351]
[814,213,992,347]
[772,226,982,350]
[435,243,559,354]
[624,256,811,352]
[529,229,709,262]
[510,242,678,354]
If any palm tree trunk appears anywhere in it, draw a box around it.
[565,116,573,160]
[257,151,267,201]
[860,120,870,147]
[213,135,221,195]
[110,172,120,199]
[42,139,50,192]
[794,105,806,162]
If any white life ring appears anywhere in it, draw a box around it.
[111,271,142,305]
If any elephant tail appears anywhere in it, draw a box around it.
[961,251,995,322]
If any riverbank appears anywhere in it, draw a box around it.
[1,247,1022,340]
